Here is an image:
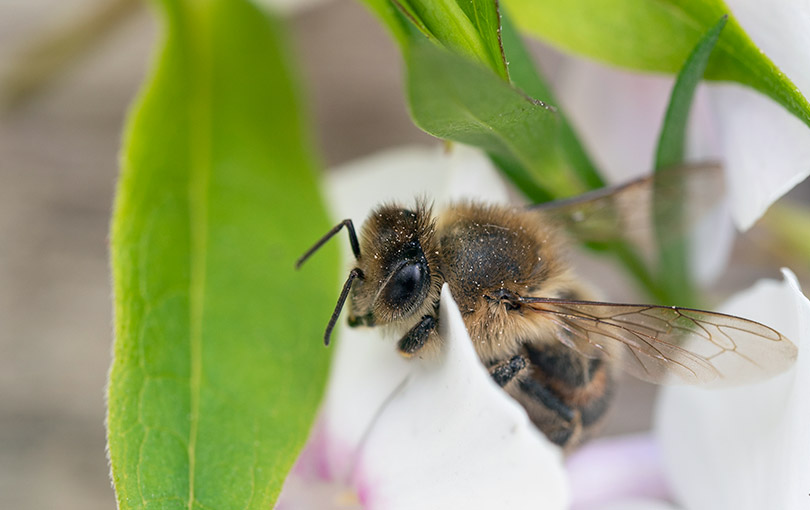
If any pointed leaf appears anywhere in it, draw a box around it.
[499,8,604,190]
[389,0,508,79]
[405,35,583,198]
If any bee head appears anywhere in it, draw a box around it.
[296,200,440,346]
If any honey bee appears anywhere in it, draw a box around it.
[296,164,797,450]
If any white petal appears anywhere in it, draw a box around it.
[725,0,810,96]
[311,145,536,487]
[441,143,512,204]
[553,58,721,185]
[709,84,810,230]
[319,325,412,480]
[708,0,810,230]
[352,285,569,510]
[554,59,670,184]
[551,57,732,283]
[688,198,734,286]
[656,269,810,510]
[325,144,509,225]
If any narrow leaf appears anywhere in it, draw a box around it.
[390,0,508,78]
[652,16,727,307]
[656,16,727,170]
[503,0,810,130]
[107,1,335,508]
[454,0,508,78]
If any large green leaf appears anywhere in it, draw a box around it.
[498,8,604,191]
[406,35,583,198]
[503,0,810,129]
[107,1,335,508]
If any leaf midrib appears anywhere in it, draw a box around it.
[186,3,213,509]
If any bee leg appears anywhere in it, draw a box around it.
[517,377,583,447]
[515,344,614,449]
[526,345,613,429]
[489,355,528,388]
[397,315,436,357]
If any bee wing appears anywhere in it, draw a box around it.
[529,163,723,246]
[521,297,797,386]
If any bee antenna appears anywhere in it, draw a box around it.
[324,268,364,346]
[296,219,361,269]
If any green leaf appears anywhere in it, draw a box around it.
[653,15,727,306]
[406,35,584,198]
[107,1,335,508]
[504,0,810,130]
[499,8,604,191]
[360,1,589,198]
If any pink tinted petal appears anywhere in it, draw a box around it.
[276,419,363,510]
[594,500,681,510]
[568,434,671,510]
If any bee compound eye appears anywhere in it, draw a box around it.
[383,262,428,311]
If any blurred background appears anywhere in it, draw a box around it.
[3,1,803,509]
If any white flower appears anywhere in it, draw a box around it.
[276,145,569,509]
[656,268,810,510]
[569,269,809,510]
[544,0,810,231]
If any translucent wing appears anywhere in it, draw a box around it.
[521,297,797,386]
[529,163,724,247]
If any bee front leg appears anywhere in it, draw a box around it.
[397,315,436,357]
